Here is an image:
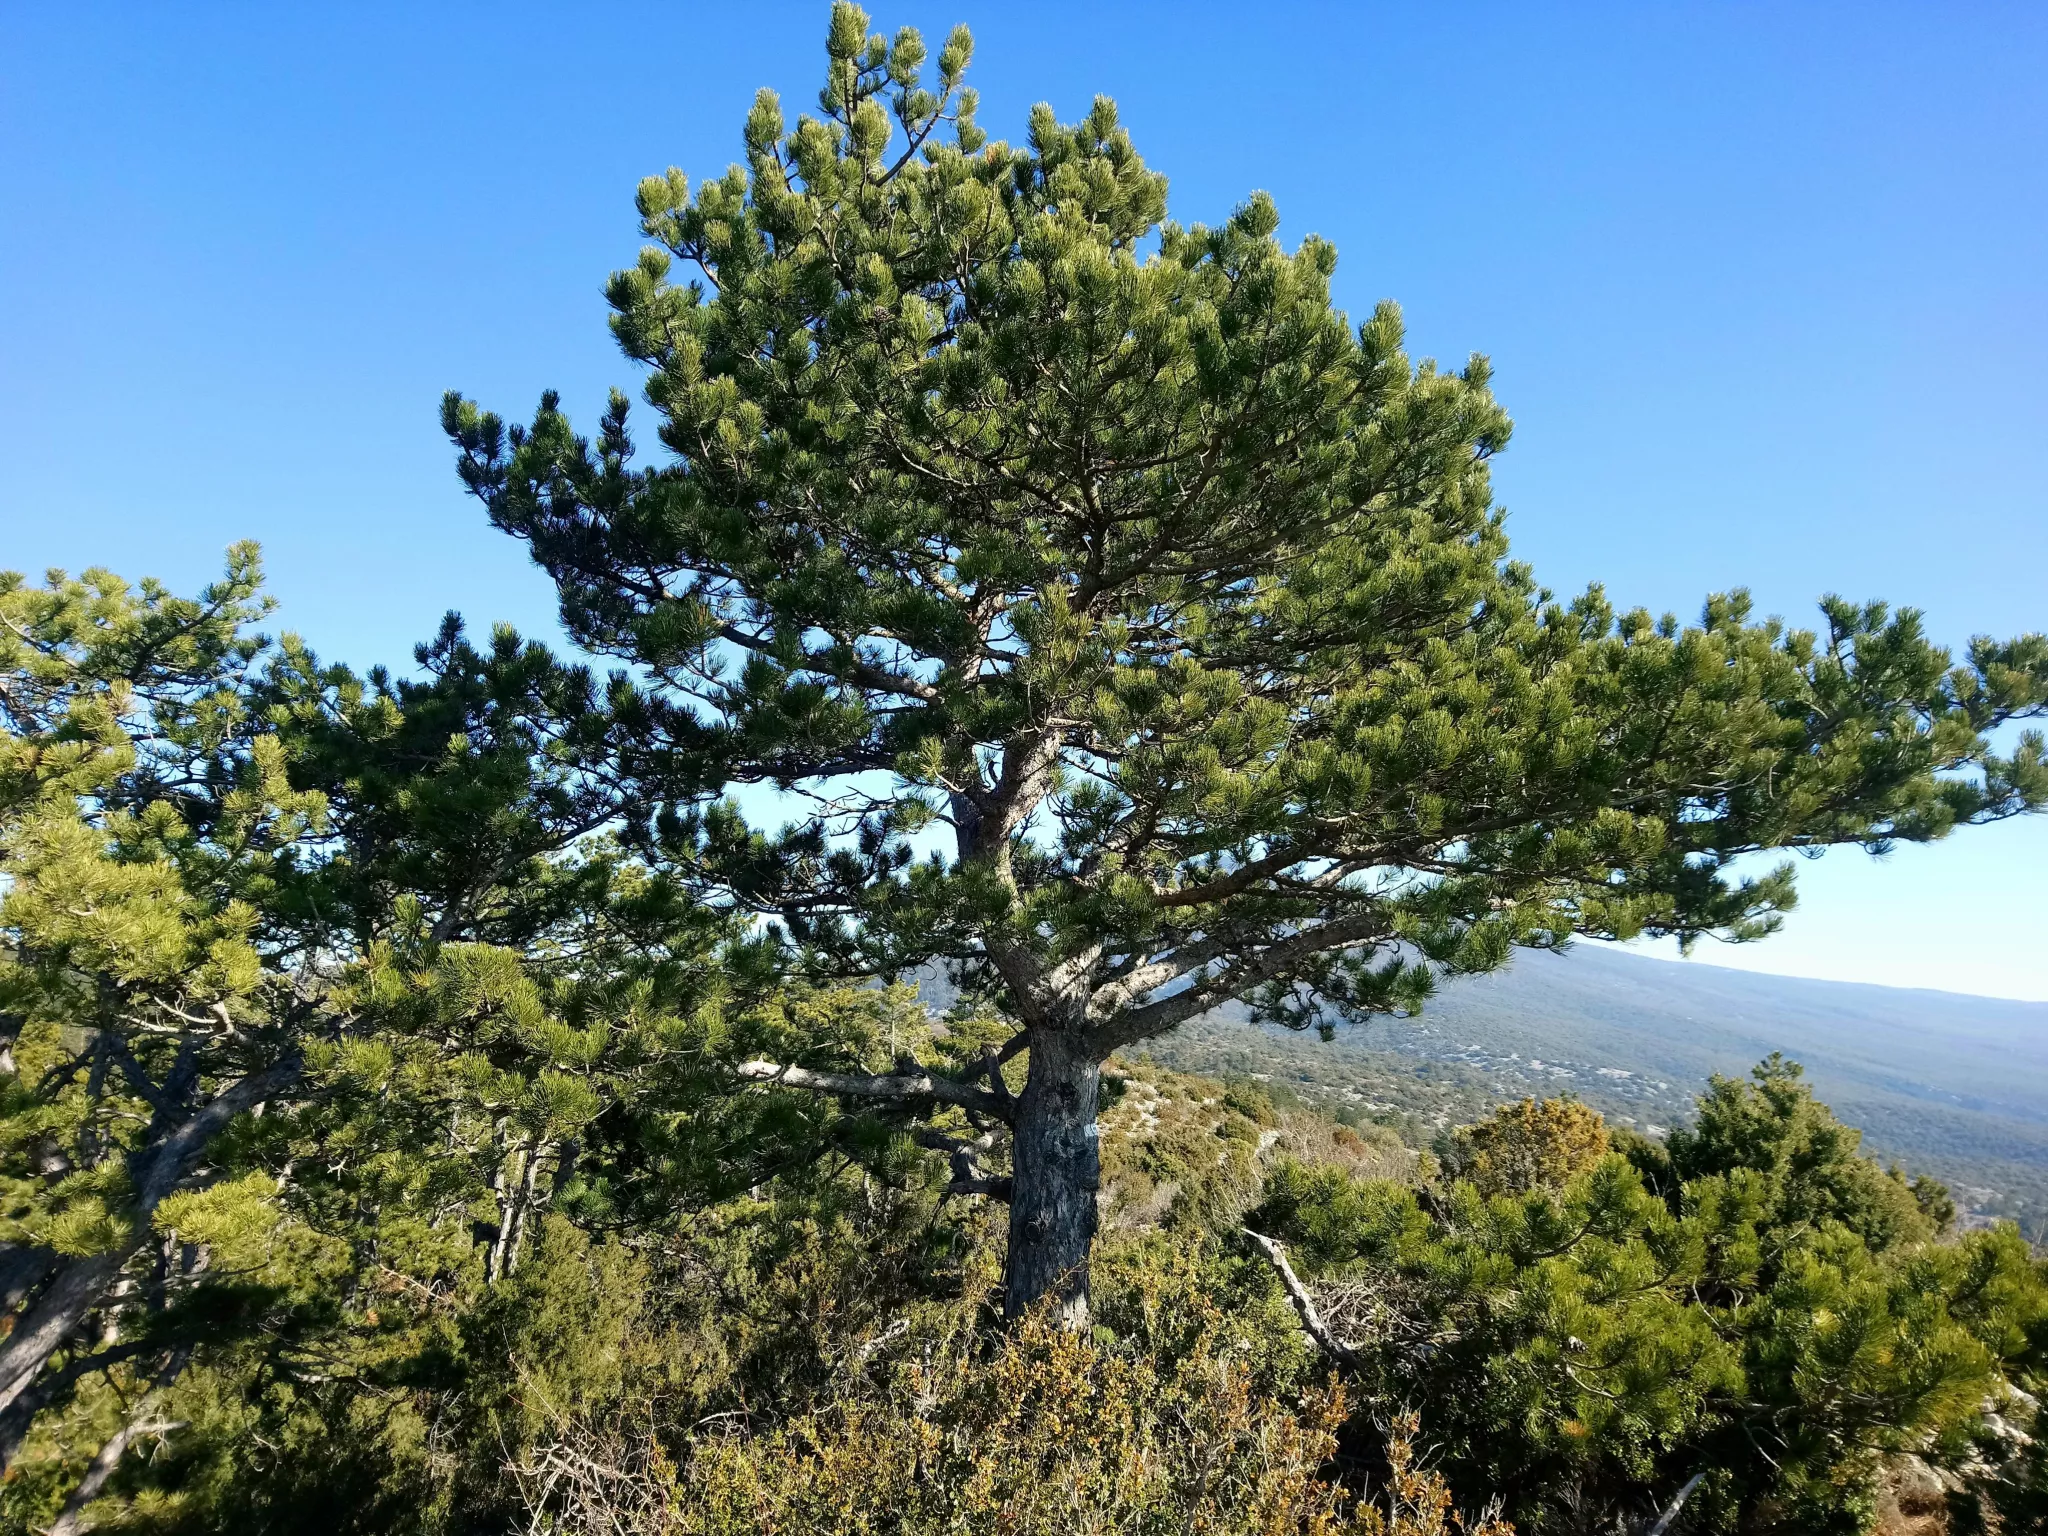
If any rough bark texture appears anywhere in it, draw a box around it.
[1004,1034,1100,1326]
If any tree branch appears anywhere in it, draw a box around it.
[0,1336,157,1464]
[735,1060,1007,1120]
[911,1125,1008,1199]
[1151,845,1315,908]
[1093,910,1393,1051]
[1640,1473,1705,1536]
[49,1346,191,1536]
[0,1053,300,1464]
[1243,1229,1356,1367]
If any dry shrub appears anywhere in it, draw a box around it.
[1441,1098,1609,1198]
[1362,1413,1513,1536]
[510,1308,1507,1536]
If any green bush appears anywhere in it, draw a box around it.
[1248,1071,2048,1533]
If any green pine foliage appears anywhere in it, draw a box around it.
[0,550,323,1505]
[5,9,2048,1533]
[0,556,910,1531]
[1250,1069,2048,1533]
[442,1,2048,1320]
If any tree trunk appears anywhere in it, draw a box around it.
[0,1251,130,1424]
[1004,1033,1100,1327]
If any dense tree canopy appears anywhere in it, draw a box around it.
[6,8,2047,1530]
[444,2,2048,1320]
[0,554,874,1527]
[0,552,2044,1536]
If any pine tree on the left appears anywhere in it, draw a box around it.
[0,546,318,1468]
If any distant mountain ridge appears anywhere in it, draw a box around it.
[1126,945,2048,1229]
[1374,945,2048,1122]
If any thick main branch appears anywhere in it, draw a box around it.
[735,1060,1008,1120]
[1093,910,1393,1051]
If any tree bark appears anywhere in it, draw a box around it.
[1003,1033,1100,1327]
[0,1243,58,1315]
[0,1057,296,1471]
[0,1253,128,1433]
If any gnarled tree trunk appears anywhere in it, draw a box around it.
[1004,1033,1100,1326]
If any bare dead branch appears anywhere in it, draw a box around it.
[1641,1473,1705,1536]
[1243,1229,1357,1368]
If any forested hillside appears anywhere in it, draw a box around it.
[1138,947,2048,1235]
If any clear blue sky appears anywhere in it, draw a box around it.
[4,4,2045,997]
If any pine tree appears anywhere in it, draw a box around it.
[1250,1082,2048,1533]
[0,558,776,1519]
[443,5,2048,1323]
[0,550,316,1469]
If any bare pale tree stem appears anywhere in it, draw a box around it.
[1641,1473,1705,1536]
[1244,1229,1357,1367]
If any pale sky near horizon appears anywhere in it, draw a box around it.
[3,4,2045,1000]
